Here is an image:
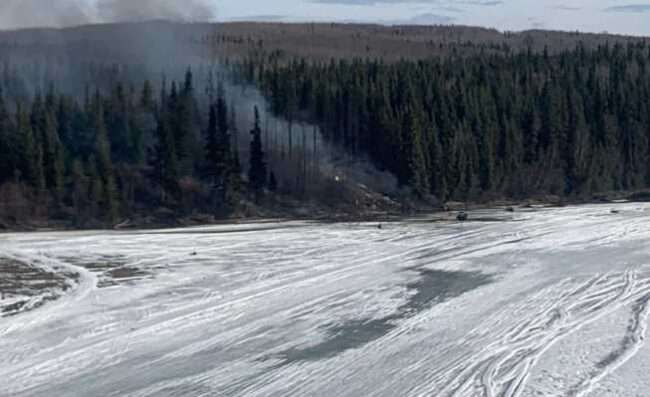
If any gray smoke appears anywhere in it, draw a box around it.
[223,83,399,196]
[96,0,215,23]
[0,0,90,29]
[0,0,216,30]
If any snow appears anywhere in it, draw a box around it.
[2,204,650,396]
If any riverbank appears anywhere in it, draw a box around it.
[1,188,648,233]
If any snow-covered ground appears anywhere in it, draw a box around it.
[2,204,650,396]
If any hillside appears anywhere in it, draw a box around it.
[0,21,648,65]
[208,22,650,61]
[1,21,650,230]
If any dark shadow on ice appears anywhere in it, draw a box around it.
[273,319,396,364]
[270,269,492,366]
[402,269,493,315]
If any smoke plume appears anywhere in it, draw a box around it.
[96,0,215,23]
[0,0,216,30]
[0,0,89,29]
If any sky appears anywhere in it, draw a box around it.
[1,1,650,36]
[216,0,650,36]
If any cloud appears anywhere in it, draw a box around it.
[312,0,501,5]
[227,15,288,22]
[312,0,421,4]
[334,13,457,25]
[471,1,502,5]
[401,12,456,24]
[527,17,545,29]
[0,0,90,29]
[554,5,580,11]
[0,0,216,29]
[605,4,650,13]
[97,0,216,22]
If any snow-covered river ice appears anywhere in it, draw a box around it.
[3,203,650,396]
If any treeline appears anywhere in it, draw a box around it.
[0,69,271,226]
[240,42,650,201]
[208,22,649,63]
[4,28,650,227]
[0,57,154,101]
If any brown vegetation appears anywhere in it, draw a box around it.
[206,22,650,62]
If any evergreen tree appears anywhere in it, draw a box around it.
[42,110,65,203]
[403,106,430,197]
[93,104,118,220]
[248,107,267,202]
[140,80,154,111]
[204,88,234,210]
[269,171,278,192]
[227,105,242,207]
[153,114,180,205]
[0,88,15,184]
[175,68,200,175]
[70,159,88,225]
[15,103,41,188]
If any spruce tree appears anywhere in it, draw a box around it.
[15,103,40,188]
[43,110,65,203]
[70,159,88,225]
[269,171,278,192]
[404,106,430,198]
[153,114,180,205]
[204,91,233,211]
[227,105,242,207]
[0,88,14,184]
[248,107,267,202]
[93,104,118,221]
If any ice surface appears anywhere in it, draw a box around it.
[2,205,650,396]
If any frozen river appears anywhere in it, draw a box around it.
[2,204,650,396]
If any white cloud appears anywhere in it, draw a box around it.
[218,0,650,36]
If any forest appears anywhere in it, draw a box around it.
[1,21,650,228]
[238,42,650,201]
[0,67,278,227]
